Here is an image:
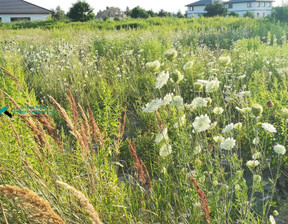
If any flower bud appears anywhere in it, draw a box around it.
[193,82,203,91]
[279,108,288,119]
[252,104,263,117]
[164,49,177,61]
[273,210,279,216]
[145,60,160,72]
[171,69,184,84]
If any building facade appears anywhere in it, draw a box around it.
[0,0,51,23]
[186,0,274,18]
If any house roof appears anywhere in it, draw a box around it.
[186,0,273,6]
[0,0,52,14]
[186,0,214,6]
[225,0,274,3]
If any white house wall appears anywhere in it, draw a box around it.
[227,2,272,17]
[187,1,273,18]
[0,14,49,23]
[187,6,206,18]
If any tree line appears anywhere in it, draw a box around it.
[51,1,288,22]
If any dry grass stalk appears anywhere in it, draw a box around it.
[0,185,65,224]
[79,104,90,141]
[0,201,8,224]
[33,114,64,153]
[8,119,21,147]
[88,105,104,147]
[0,65,23,89]
[127,138,146,186]
[116,110,126,154]
[49,96,74,131]
[56,181,103,224]
[67,89,80,128]
[155,110,164,131]
[140,159,153,193]
[49,95,89,155]
[190,175,210,224]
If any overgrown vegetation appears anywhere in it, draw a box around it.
[0,17,288,223]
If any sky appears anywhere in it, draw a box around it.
[27,0,282,14]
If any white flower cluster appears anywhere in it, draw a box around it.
[220,137,236,150]
[261,123,277,133]
[192,114,211,132]
[155,128,172,157]
[155,71,169,89]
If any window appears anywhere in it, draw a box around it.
[263,12,265,17]
[257,2,260,7]
[0,17,2,22]
[10,17,30,22]
[257,12,260,17]
[228,4,233,8]
[269,2,272,7]
[263,2,266,6]
[247,2,252,7]
[189,6,194,11]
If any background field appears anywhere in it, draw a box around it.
[0,17,288,223]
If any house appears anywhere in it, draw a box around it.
[186,0,274,18]
[96,7,126,20]
[225,0,273,17]
[0,0,52,23]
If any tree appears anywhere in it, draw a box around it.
[52,6,66,20]
[204,1,227,17]
[147,9,157,17]
[130,6,149,18]
[66,1,95,22]
[271,6,288,22]
[228,11,239,17]
[176,10,185,18]
[243,11,255,18]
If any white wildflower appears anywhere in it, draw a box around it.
[213,136,224,143]
[206,78,220,93]
[155,71,169,89]
[261,123,277,133]
[234,122,242,130]
[246,160,260,169]
[192,114,211,132]
[218,56,231,66]
[162,93,173,106]
[159,143,172,157]
[253,137,260,145]
[273,144,286,155]
[222,123,234,134]
[191,97,208,108]
[145,60,160,72]
[194,145,202,155]
[143,99,163,113]
[252,152,261,159]
[171,96,183,108]
[220,137,236,150]
[213,107,224,114]
[155,128,169,144]
[269,215,276,224]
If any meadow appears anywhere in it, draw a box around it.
[0,17,288,223]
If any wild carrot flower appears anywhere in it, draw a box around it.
[143,99,163,113]
[192,114,211,132]
[145,60,160,72]
[205,78,220,93]
[273,144,286,155]
[261,123,277,133]
[279,108,288,119]
[171,96,183,108]
[159,143,172,157]
[246,160,260,169]
[234,122,242,130]
[191,97,208,108]
[213,136,224,143]
[162,93,173,106]
[222,123,234,134]
[164,49,177,61]
[155,71,169,89]
[269,215,276,224]
[252,104,263,117]
[155,128,169,144]
[213,107,224,114]
[220,137,236,150]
